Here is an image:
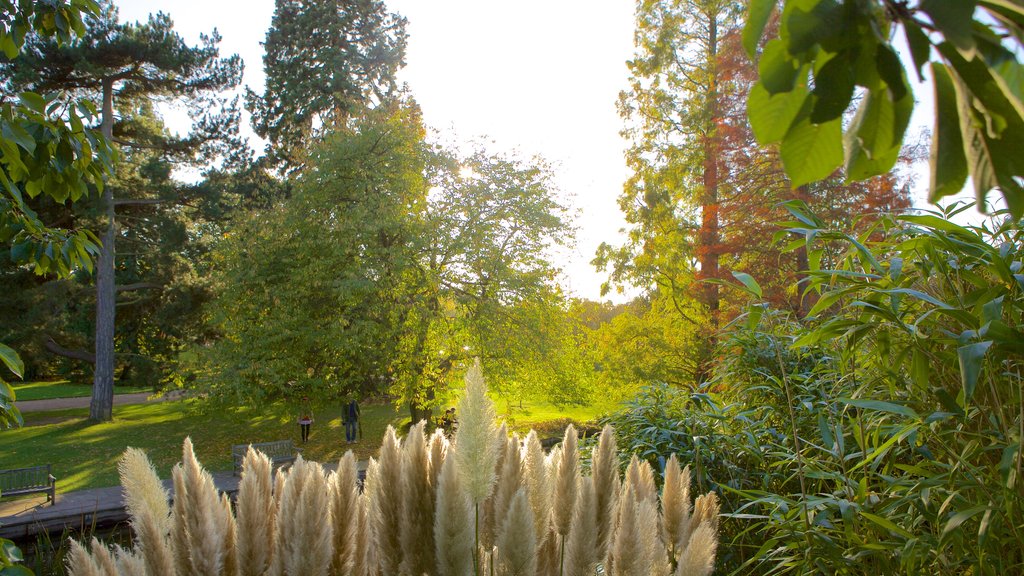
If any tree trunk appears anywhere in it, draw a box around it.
[90,78,116,422]
[697,15,720,383]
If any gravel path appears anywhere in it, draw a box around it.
[16,392,164,413]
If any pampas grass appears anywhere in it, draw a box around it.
[236,447,275,576]
[435,452,475,576]
[69,362,720,576]
[495,487,537,576]
[118,448,175,576]
[272,455,333,576]
[563,476,597,576]
[400,420,437,576]
[330,451,360,576]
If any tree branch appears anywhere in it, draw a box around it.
[44,338,95,364]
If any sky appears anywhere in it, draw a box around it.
[116,0,639,302]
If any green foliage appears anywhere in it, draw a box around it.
[0,537,33,576]
[248,0,407,170]
[0,343,24,429]
[747,0,1024,217]
[714,204,1024,574]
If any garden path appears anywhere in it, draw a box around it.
[16,392,163,413]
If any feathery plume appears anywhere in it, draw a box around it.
[591,424,620,557]
[483,422,510,550]
[358,458,380,576]
[180,437,233,576]
[118,447,175,576]
[221,491,238,576]
[428,427,449,489]
[434,452,475,576]
[495,488,537,576]
[112,545,146,576]
[691,492,720,534]
[372,425,404,574]
[522,430,551,540]
[675,522,717,576]
[607,482,641,576]
[637,498,670,576]
[535,525,560,576]
[330,451,360,576]
[493,434,524,539]
[89,538,117,576]
[453,358,500,505]
[661,454,687,559]
[400,421,437,576]
[553,425,580,537]
[273,456,333,576]
[170,464,190,571]
[236,447,276,576]
[563,476,597,576]
[352,493,372,576]
[65,539,100,576]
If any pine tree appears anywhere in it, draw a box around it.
[247,0,407,170]
[2,0,242,421]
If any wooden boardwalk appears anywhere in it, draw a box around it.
[0,460,364,540]
[0,471,240,539]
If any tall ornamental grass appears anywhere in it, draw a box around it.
[67,362,719,576]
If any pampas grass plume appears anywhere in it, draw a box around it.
[89,538,117,576]
[521,430,550,540]
[400,421,436,576]
[563,476,597,576]
[454,358,500,505]
[434,451,475,576]
[591,424,620,555]
[236,447,275,576]
[428,427,449,489]
[373,425,404,574]
[118,447,175,576]
[330,451,359,576]
[691,492,720,533]
[637,498,670,576]
[553,424,580,536]
[66,539,100,576]
[180,437,232,576]
[607,483,641,576]
[273,455,333,576]
[112,546,146,576]
[675,522,717,576]
[661,454,686,558]
[495,487,537,576]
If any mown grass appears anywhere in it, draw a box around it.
[1,399,405,492]
[12,380,150,401]
[1,392,619,493]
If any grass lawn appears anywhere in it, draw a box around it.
[13,380,150,401]
[0,393,622,493]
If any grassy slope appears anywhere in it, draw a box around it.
[13,380,150,401]
[1,400,404,492]
[1,392,619,493]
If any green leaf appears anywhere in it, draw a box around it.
[860,511,915,539]
[744,0,776,58]
[844,87,912,180]
[759,39,802,94]
[839,398,919,419]
[17,91,45,114]
[748,81,809,144]
[941,505,989,541]
[779,112,843,186]
[0,344,23,379]
[1,122,35,154]
[958,341,992,403]
[921,0,977,54]
[903,22,932,81]
[929,63,969,202]
[731,271,762,298]
[811,52,855,123]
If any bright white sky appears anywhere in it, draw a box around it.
[116,0,638,302]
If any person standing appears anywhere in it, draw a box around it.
[298,396,314,443]
[344,396,360,443]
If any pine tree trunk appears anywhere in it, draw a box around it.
[90,78,116,422]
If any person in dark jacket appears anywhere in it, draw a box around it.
[343,396,360,443]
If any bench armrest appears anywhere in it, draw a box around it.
[49,474,56,483]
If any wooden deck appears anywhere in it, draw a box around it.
[0,460,365,540]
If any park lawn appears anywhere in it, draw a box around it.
[13,380,150,401]
[1,399,404,492]
[494,393,621,434]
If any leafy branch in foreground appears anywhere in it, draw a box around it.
[746,0,1024,217]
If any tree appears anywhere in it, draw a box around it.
[3,1,242,420]
[0,0,114,430]
[745,0,1024,217]
[247,0,407,171]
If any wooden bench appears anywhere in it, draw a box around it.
[231,440,300,476]
[0,465,56,506]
